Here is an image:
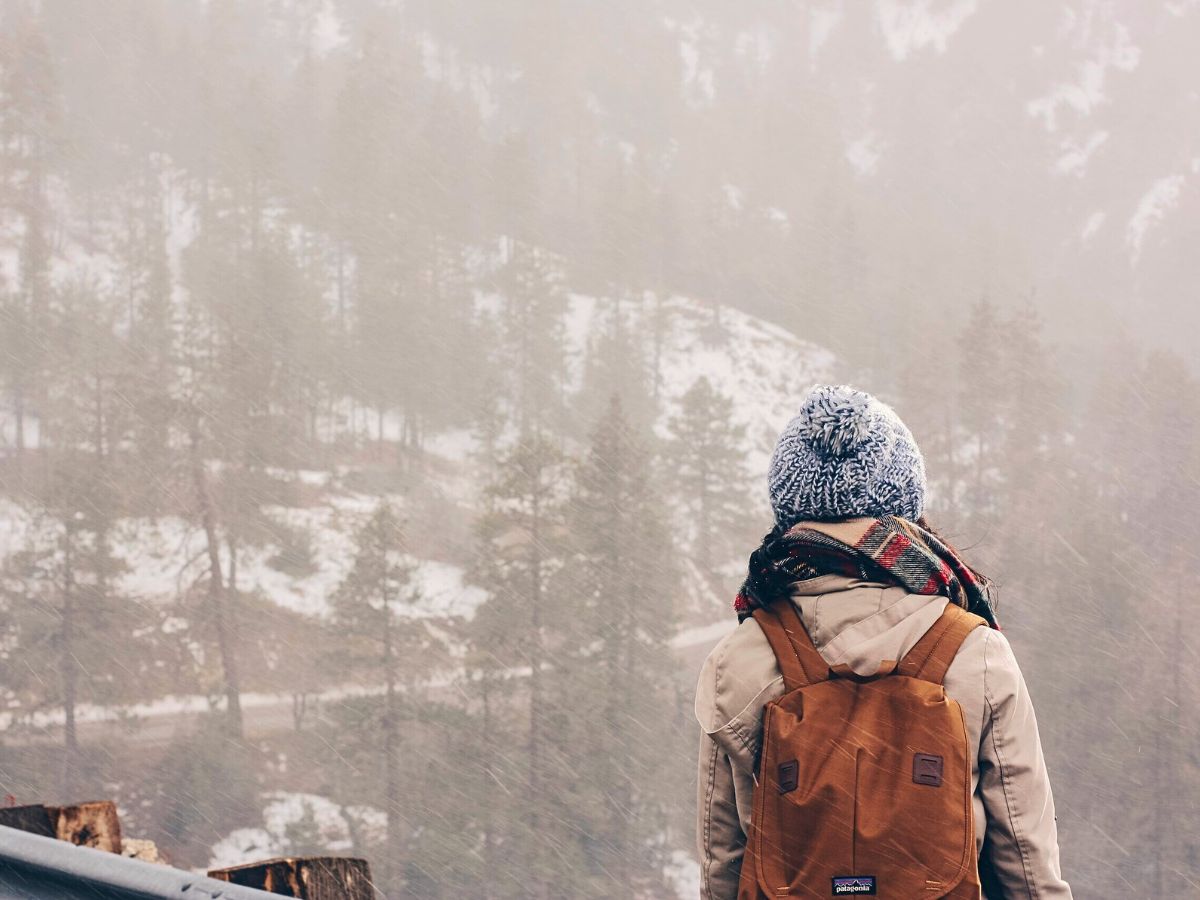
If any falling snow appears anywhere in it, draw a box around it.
[0,3,1197,898]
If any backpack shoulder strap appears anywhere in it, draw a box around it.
[751,600,829,691]
[897,603,987,685]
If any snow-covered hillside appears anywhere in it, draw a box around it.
[565,292,834,478]
[0,290,833,628]
[0,497,486,622]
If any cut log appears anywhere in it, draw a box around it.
[48,800,123,853]
[208,856,374,900]
[0,804,55,838]
[0,801,122,853]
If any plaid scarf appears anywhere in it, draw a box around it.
[734,516,999,629]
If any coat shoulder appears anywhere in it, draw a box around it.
[942,621,992,685]
[694,616,783,737]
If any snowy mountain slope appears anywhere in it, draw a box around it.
[111,504,484,620]
[0,495,483,623]
[633,0,1200,357]
[0,295,831,630]
[0,152,835,637]
[563,292,834,477]
[850,1,1200,351]
[560,292,833,618]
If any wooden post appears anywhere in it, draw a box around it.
[0,804,55,838]
[0,801,123,853]
[208,857,374,900]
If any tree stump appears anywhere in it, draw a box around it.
[0,801,122,853]
[208,857,374,900]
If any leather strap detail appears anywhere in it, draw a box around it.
[897,603,987,685]
[752,600,830,691]
[752,607,805,692]
[829,660,898,682]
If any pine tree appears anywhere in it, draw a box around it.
[1117,352,1200,893]
[469,428,570,900]
[0,10,61,468]
[404,82,486,439]
[555,394,681,897]
[3,278,151,796]
[324,21,432,453]
[332,500,427,896]
[2,499,133,796]
[177,76,327,737]
[576,296,657,434]
[993,301,1064,578]
[895,296,966,525]
[957,296,1005,525]
[146,720,260,867]
[496,241,569,437]
[115,156,178,506]
[666,376,753,589]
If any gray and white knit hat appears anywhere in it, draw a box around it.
[768,384,926,530]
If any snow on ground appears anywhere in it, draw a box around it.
[211,791,700,896]
[410,560,487,619]
[665,849,702,900]
[109,504,484,620]
[113,516,206,603]
[0,498,33,563]
[262,467,332,487]
[0,663,466,733]
[423,426,478,463]
[209,791,386,871]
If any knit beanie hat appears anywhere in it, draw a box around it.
[768,384,926,530]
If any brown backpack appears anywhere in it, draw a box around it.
[737,600,986,899]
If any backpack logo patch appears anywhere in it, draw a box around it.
[913,753,944,787]
[831,876,876,895]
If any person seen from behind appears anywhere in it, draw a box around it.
[695,384,1071,899]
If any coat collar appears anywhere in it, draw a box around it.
[787,572,889,597]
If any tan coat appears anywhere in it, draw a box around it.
[695,573,1071,899]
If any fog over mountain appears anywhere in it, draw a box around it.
[370,0,1200,365]
[0,1,1197,898]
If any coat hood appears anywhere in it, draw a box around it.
[695,573,951,736]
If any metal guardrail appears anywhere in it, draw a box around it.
[0,825,282,900]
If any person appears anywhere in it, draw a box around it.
[695,384,1071,899]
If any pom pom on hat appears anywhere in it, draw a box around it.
[768,384,926,528]
[794,385,874,457]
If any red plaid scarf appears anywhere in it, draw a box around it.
[734,516,999,629]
